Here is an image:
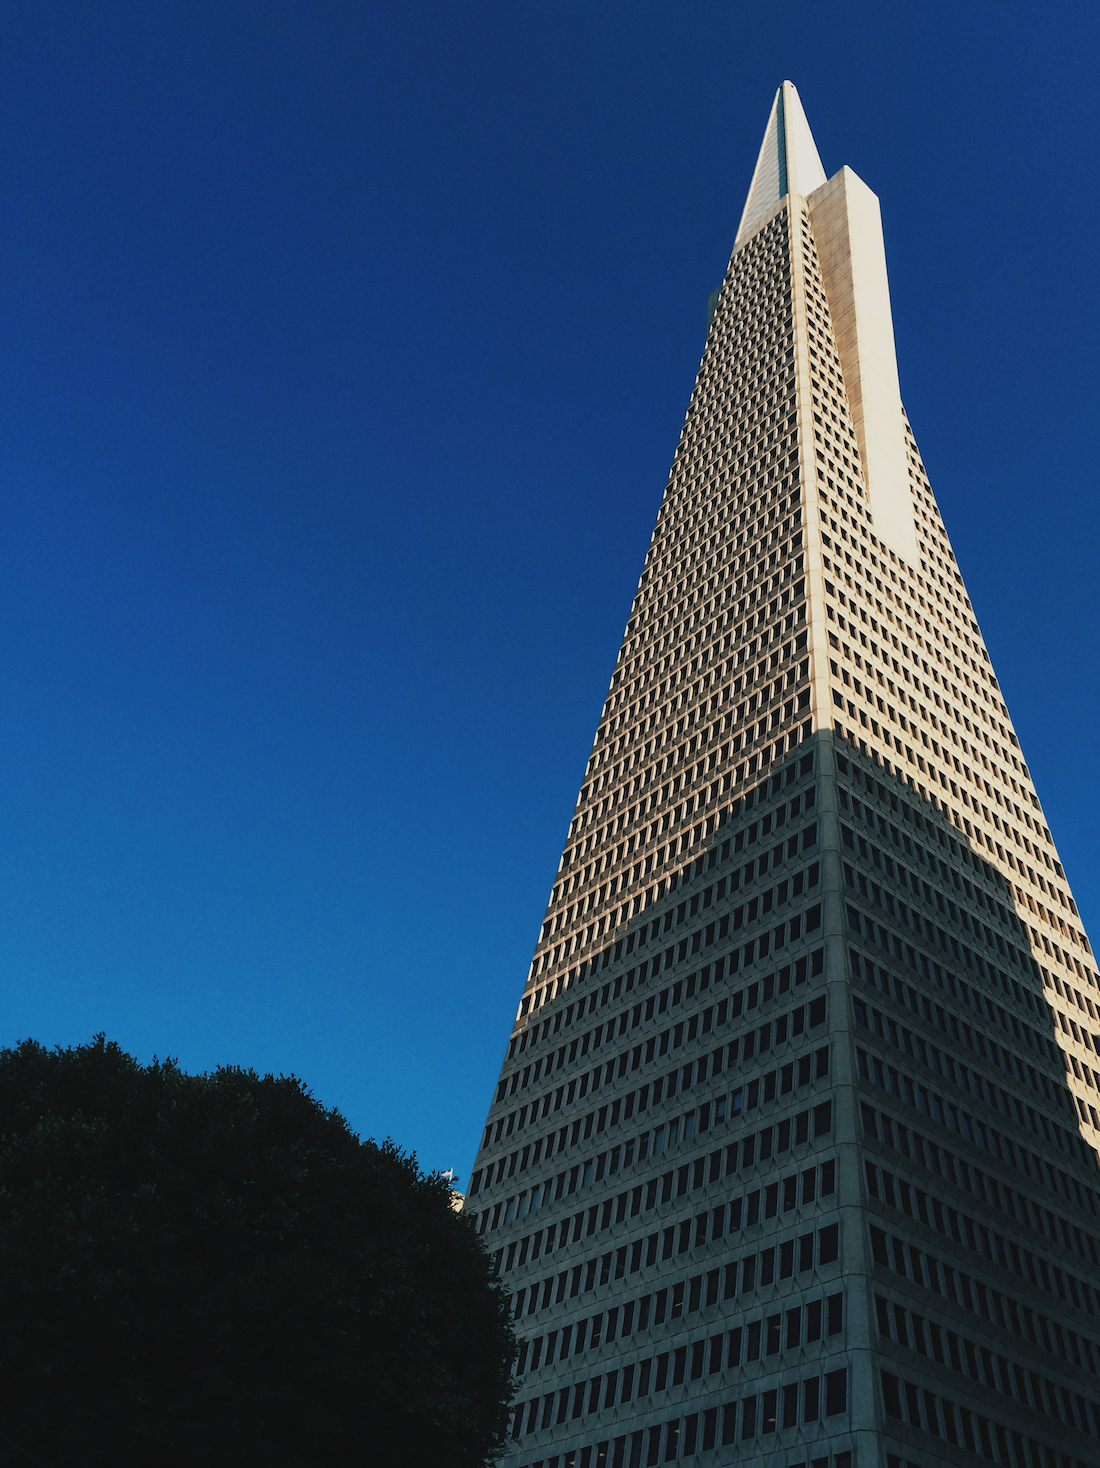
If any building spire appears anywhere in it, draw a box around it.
[735,81,826,246]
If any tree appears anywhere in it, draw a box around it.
[0,1037,514,1467]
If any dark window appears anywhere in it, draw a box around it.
[741,1395,757,1440]
[803,1376,820,1422]
[875,1295,891,1335]
[882,1372,902,1419]
[870,1226,889,1266]
[827,1293,844,1334]
[782,1383,799,1429]
[825,1368,847,1416]
[721,1403,737,1446]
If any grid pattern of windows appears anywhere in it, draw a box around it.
[467,90,1099,1468]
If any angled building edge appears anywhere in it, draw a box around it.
[465,83,1100,1468]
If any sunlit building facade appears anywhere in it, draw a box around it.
[466,83,1100,1468]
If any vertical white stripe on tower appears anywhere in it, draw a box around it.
[807,167,920,566]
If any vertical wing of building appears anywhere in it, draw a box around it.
[466,82,1100,1468]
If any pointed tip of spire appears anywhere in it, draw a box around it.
[735,81,827,246]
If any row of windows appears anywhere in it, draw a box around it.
[478,1002,829,1210]
[842,792,1025,935]
[877,1289,1098,1436]
[589,562,806,782]
[514,1368,848,1457]
[847,895,1068,1091]
[647,457,797,601]
[605,616,804,763]
[860,1103,1099,1317]
[528,827,811,1035]
[539,726,813,980]
[488,968,828,1161]
[637,505,798,629]
[484,1047,830,1228]
[851,907,1058,1073]
[653,339,793,514]
[605,560,805,741]
[727,779,814,849]
[537,756,816,999]
[651,494,801,609]
[598,684,798,830]
[577,249,801,799]
[831,697,1026,875]
[482,1101,834,1275]
[834,660,1045,863]
[501,946,824,1120]
[613,506,802,698]
[632,471,798,655]
[567,710,808,921]
[856,972,1095,1142]
[491,1008,825,1181]
[611,879,820,995]
[843,775,1075,963]
[850,947,1092,1174]
[514,1446,850,1468]
[586,569,806,791]
[628,842,819,960]
[842,831,1032,981]
[614,864,822,980]
[869,1156,1096,1353]
[826,542,1031,781]
[510,1161,836,1318]
[514,1223,841,1354]
[855,1019,1077,1163]
[849,947,1086,1163]
[579,711,804,835]
[516,1220,841,1347]
[822,509,1003,740]
[834,723,1064,991]
[554,778,814,949]
[730,674,810,730]
[480,1058,833,1246]
[870,1214,1098,1378]
[831,647,1034,835]
[520,1288,842,1388]
[613,566,804,734]
[572,704,810,899]
[857,1022,1090,1199]
[837,725,1020,887]
[845,845,1100,1110]
[634,260,791,534]
[837,754,1031,890]
[888,1443,1080,1468]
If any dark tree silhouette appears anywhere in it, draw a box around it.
[0,1037,514,1467]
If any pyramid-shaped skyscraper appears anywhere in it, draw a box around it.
[467,84,1100,1468]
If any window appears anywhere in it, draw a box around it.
[825,1368,847,1416]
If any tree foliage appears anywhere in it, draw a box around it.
[0,1036,514,1467]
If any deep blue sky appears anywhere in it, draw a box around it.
[0,2,1096,1181]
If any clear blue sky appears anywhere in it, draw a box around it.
[0,1,1096,1183]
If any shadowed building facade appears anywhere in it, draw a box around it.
[465,83,1100,1468]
